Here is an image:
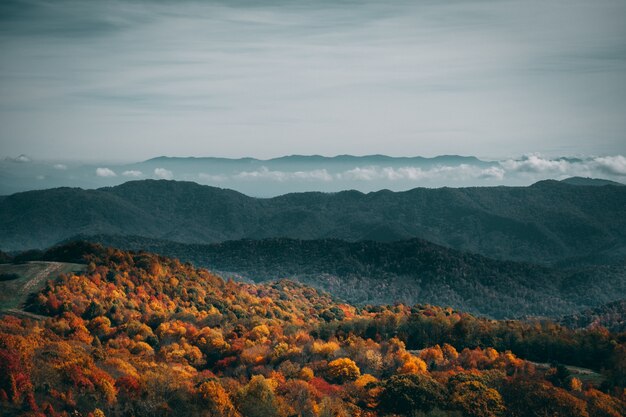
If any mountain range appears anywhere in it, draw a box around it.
[2,153,623,196]
[0,154,499,196]
[1,179,625,265]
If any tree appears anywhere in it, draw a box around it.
[450,381,505,417]
[319,397,350,417]
[237,375,280,417]
[420,345,444,369]
[502,380,589,417]
[327,358,361,383]
[198,380,239,417]
[280,379,316,417]
[379,373,446,415]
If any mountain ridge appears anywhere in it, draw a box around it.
[143,154,485,164]
[1,179,625,265]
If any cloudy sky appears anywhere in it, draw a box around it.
[1,0,626,161]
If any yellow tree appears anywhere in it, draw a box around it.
[327,358,361,383]
[198,380,239,417]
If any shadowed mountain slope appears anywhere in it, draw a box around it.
[1,179,625,264]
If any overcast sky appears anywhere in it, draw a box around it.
[1,0,625,161]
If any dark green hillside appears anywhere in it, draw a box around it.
[560,176,624,186]
[63,235,626,319]
[2,179,625,264]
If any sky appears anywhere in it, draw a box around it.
[1,0,626,161]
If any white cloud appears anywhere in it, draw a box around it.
[154,167,173,180]
[2,1,626,160]
[500,155,571,173]
[477,166,506,180]
[338,165,505,182]
[95,167,116,177]
[235,167,333,182]
[53,164,67,170]
[593,155,626,176]
[122,170,143,177]
[499,154,626,178]
[292,169,333,181]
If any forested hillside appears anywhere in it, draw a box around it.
[1,243,625,417]
[57,236,626,319]
[1,179,626,264]
[560,300,626,333]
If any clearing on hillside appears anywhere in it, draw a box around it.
[0,261,85,312]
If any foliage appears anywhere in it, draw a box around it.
[0,247,624,417]
[64,236,626,319]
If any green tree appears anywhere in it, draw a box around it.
[237,375,280,417]
[379,373,446,415]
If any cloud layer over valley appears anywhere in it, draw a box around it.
[1,154,623,197]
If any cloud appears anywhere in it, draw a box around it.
[95,167,116,177]
[122,170,143,177]
[499,154,626,178]
[292,169,333,182]
[2,0,626,160]
[5,154,31,163]
[338,165,505,182]
[593,155,626,176]
[198,173,228,182]
[154,168,173,180]
[477,166,507,180]
[211,164,506,184]
[500,155,571,173]
[235,167,333,182]
[53,164,67,170]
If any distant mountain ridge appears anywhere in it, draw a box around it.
[0,153,500,196]
[3,152,624,196]
[58,235,626,319]
[560,176,624,186]
[1,179,625,264]
[145,154,486,164]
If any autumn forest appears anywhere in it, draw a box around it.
[1,243,625,417]
[2,0,626,415]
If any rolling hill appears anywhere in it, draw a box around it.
[1,179,626,265]
[2,244,625,416]
[46,236,626,319]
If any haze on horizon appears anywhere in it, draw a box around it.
[1,0,626,161]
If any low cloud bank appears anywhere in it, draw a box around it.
[122,170,143,177]
[13,154,622,193]
[501,154,626,178]
[190,155,625,185]
[235,167,333,182]
[337,165,505,182]
[96,167,116,177]
[154,168,173,180]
